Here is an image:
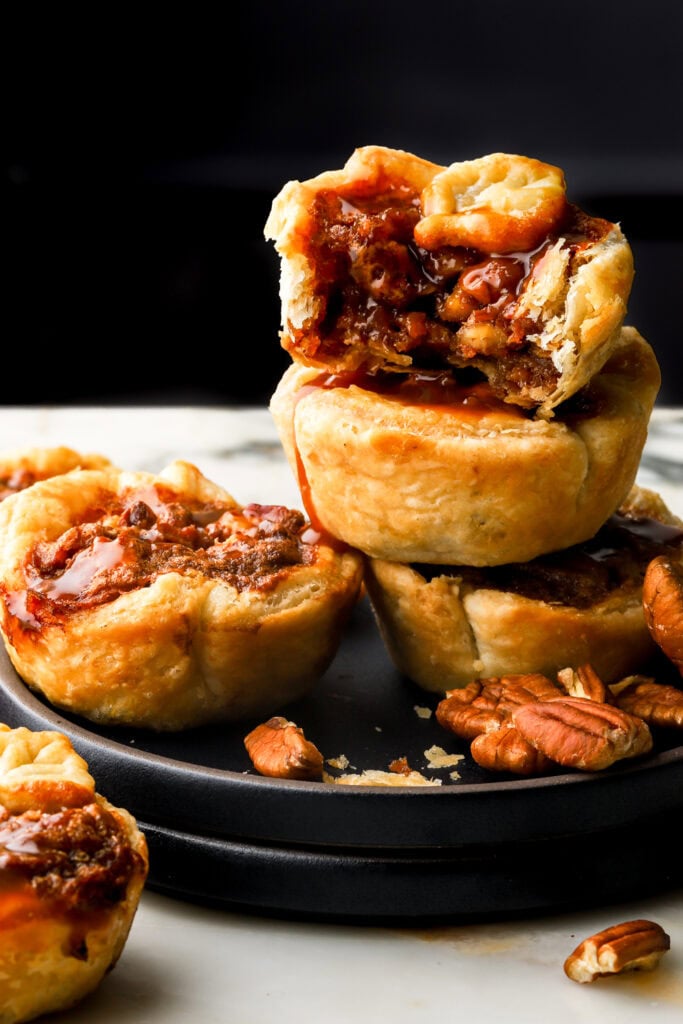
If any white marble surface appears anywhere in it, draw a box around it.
[1,403,683,1023]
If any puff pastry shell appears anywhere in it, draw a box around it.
[364,486,683,691]
[0,723,148,1024]
[0,460,363,730]
[270,326,660,565]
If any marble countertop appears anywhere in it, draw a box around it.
[1,403,682,1023]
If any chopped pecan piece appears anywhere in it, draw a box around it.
[564,919,671,983]
[512,696,652,771]
[436,674,560,740]
[557,664,609,703]
[470,725,553,776]
[611,676,683,729]
[643,555,683,674]
[244,717,324,780]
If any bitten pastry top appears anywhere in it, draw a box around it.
[265,147,634,417]
[0,460,363,730]
[0,723,148,1024]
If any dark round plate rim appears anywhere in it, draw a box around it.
[2,638,683,851]
[139,812,683,921]
[5,655,683,794]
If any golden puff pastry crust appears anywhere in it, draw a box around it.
[270,326,660,566]
[0,446,111,503]
[264,145,634,416]
[0,723,148,1024]
[0,460,363,730]
[364,486,683,693]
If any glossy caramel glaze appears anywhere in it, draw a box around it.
[3,484,321,629]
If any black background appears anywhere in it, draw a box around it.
[5,1,683,406]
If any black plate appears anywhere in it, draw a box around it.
[1,598,682,920]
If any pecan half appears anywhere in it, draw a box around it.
[436,674,560,740]
[470,724,553,776]
[512,696,653,771]
[611,676,683,729]
[557,664,609,704]
[436,681,496,740]
[564,919,671,983]
[643,555,683,674]
[244,717,324,780]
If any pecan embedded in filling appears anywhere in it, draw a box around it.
[292,184,611,405]
[0,801,142,915]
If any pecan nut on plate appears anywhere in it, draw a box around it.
[512,696,653,772]
[244,716,324,780]
[643,554,683,675]
[436,673,558,777]
[437,667,663,778]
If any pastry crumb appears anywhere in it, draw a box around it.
[414,705,432,719]
[326,754,350,770]
[323,769,442,787]
[424,745,465,769]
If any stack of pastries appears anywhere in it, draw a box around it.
[266,146,682,690]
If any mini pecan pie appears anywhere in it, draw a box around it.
[365,485,683,691]
[265,147,634,415]
[0,723,148,1023]
[0,460,363,730]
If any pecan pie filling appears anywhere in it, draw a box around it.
[0,802,142,920]
[291,182,612,404]
[0,800,144,961]
[3,484,319,628]
[414,514,683,608]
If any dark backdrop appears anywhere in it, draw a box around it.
[6,1,682,406]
